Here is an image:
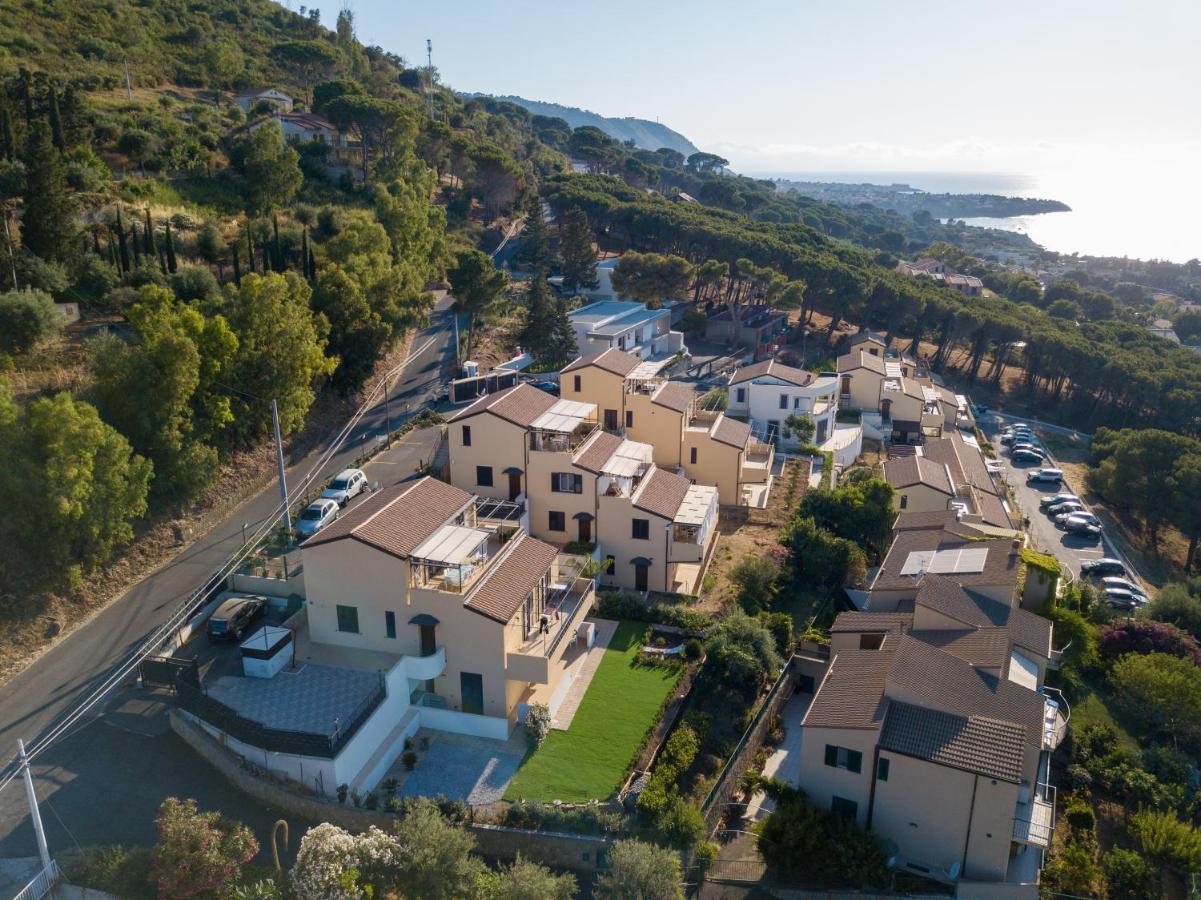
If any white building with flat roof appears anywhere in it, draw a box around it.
[568,300,686,360]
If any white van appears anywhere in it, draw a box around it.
[1026,468,1063,484]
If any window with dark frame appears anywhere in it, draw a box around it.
[462,425,472,447]
[779,393,789,409]
[476,465,493,487]
[830,796,858,820]
[823,744,862,773]
[690,447,698,465]
[551,472,583,494]
[736,387,746,403]
[626,410,634,428]
[573,375,582,392]
[549,511,566,532]
[632,518,650,540]
[877,757,890,781]
[385,611,396,639]
[336,605,359,634]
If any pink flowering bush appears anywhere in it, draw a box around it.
[1099,620,1201,666]
[150,797,258,899]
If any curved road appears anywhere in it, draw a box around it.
[0,294,458,858]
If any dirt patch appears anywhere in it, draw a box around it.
[0,332,416,687]
[697,460,807,616]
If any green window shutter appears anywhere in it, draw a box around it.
[847,750,862,773]
[824,745,838,767]
[877,757,890,781]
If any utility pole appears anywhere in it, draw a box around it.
[272,400,292,534]
[18,739,51,872]
[123,58,133,101]
[425,39,434,122]
[453,310,460,363]
[383,373,393,448]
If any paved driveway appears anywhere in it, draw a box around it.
[979,413,1124,581]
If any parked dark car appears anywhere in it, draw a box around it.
[207,596,266,641]
[1011,448,1044,464]
[1081,558,1127,577]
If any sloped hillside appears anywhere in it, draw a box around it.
[469,93,700,156]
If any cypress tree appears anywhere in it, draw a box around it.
[0,102,14,160]
[92,230,101,255]
[143,208,156,257]
[114,209,130,272]
[164,221,178,273]
[108,237,119,271]
[47,85,64,151]
[246,226,255,275]
[131,222,141,264]
[272,213,282,273]
[307,245,316,281]
[18,68,33,124]
[19,120,77,262]
[301,227,310,281]
[232,242,242,286]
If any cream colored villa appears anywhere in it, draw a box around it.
[177,477,595,798]
[560,348,774,506]
[797,573,1063,896]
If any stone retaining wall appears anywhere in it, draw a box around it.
[170,711,613,872]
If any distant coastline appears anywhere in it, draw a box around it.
[772,178,1070,220]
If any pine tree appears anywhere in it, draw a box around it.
[520,276,555,359]
[143,208,156,257]
[514,194,556,274]
[547,295,579,367]
[19,120,77,263]
[558,206,598,292]
[164,221,178,273]
[47,85,64,151]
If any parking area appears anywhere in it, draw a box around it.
[980,413,1141,590]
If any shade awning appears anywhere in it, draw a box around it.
[408,613,440,626]
[502,466,523,475]
[410,524,489,565]
[573,512,595,521]
[530,399,597,433]
[630,556,653,566]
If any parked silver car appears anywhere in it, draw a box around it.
[295,498,340,538]
[322,468,369,507]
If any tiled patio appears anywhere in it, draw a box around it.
[204,663,381,736]
[386,729,528,805]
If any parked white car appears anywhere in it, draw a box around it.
[322,468,369,506]
[1102,576,1148,599]
[295,498,339,538]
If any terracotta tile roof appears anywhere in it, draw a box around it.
[633,467,691,520]
[301,477,472,558]
[652,381,696,412]
[449,383,558,427]
[464,533,558,623]
[892,510,961,532]
[837,349,887,376]
[560,348,642,376]
[914,576,1052,658]
[830,612,914,634]
[729,359,816,387]
[802,647,894,730]
[872,530,1020,593]
[909,627,1011,669]
[879,701,1026,783]
[884,635,1044,765]
[573,430,623,474]
[884,456,953,495]
[712,415,752,449]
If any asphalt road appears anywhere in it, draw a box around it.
[0,295,457,859]
[979,412,1115,581]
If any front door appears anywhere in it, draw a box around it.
[604,408,619,431]
[419,623,437,657]
[634,562,649,593]
[880,399,891,419]
[508,471,521,501]
[460,672,484,716]
[578,518,592,543]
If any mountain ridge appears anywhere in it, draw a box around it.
[463,93,700,157]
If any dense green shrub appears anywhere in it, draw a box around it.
[756,795,888,888]
[0,289,63,354]
[1103,846,1159,899]
[596,589,712,633]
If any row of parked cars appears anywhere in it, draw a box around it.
[1080,556,1149,610]
[293,467,372,538]
[1001,424,1047,465]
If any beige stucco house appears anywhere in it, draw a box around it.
[884,431,1012,530]
[562,348,774,506]
[797,595,1060,894]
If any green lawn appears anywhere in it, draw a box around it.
[1071,680,1139,754]
[504,620,682,802]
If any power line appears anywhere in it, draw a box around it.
[0,338,437,793]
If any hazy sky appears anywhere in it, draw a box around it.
[336,0,1200,175]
